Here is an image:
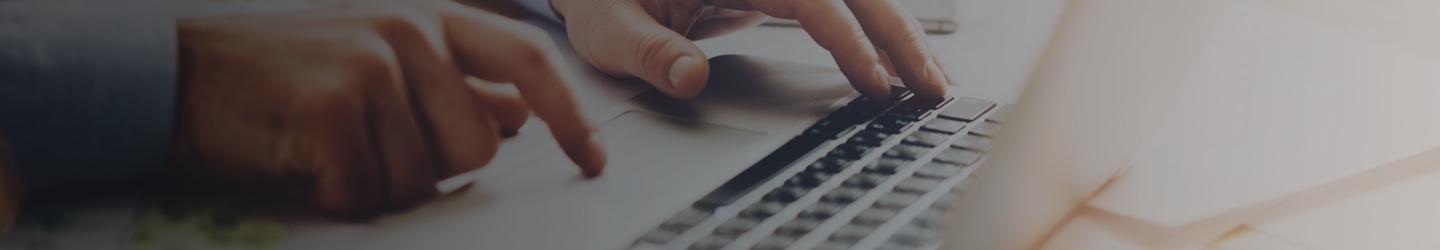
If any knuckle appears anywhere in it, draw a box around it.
[631,31,672,71]
[897,29,927,46]
[339,41,401,88]
[827,32,876,59]
[369,11,427,40]
[507,41,557,73]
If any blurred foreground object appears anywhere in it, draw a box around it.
[946,0,1440,249]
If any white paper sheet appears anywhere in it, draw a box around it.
[1245,147,1440,250]
[1039,206,1232,250]
[1088,0,1440,227]
[1207,227,1312,250]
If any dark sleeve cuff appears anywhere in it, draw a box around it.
[0,2,178,190]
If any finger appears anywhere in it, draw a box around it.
[934,57,956,87]
[303,87,387,219]
[469,84,531,137]
[573,1,710,98]
[876,48,899,77]
[744,0,892,98]
[443,8,606,177]
[845,0,949,96]
[372,10,502,183]
[682,9,768,40]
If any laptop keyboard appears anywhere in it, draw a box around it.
[631,87,1005,250]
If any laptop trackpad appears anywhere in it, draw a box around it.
[410,111,766,249]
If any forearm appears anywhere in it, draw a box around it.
[0,2,179,192]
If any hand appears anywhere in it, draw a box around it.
[172,0,604,218]
[552,0,953,99]
[0,135,18,236]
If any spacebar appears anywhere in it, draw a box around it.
[694,135,826,211]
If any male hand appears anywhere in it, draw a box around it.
[552,0,953,99]
[173,0,603,218]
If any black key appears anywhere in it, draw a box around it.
[842,172,888,189]
[875,192,922,208]
[902,95,950,110]
[864,158,907,175]
[776,219,822,236]
[832,143,872,159]
[868,118,911,134]
[933,147,983,166]
[800,203,845,219]
[763,186,809,203]
[691,235,735,250]
[714,218,760,236]
[937,97,995,122]
[882,144,928,160]
[853,208,899,226]
[791,171,832,188]
[846,131,888,146]
[696,134,826,210]
[739,202,786,219]
[806,160,847,173]
[887,112,925,122]
[753,236,797,250]
[885,86,912,102]
[821,187,867,204]
[841,175,875,189]
[804,119,855,139]
[829,225,875,243]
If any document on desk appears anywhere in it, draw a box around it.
[1240,146,1440,249]
[1087,0,1440,227]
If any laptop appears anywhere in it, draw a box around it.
[318,54,1006,250]
[762,0,960,34]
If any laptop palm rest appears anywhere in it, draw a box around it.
[364,111,765,249]
[353,55,856,250]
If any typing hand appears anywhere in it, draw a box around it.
[172,0,604,218]
[552,0,953,99]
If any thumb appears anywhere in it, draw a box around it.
[568,4,710,98]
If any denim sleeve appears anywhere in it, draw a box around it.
[511,0,563,23]
[0,1,177,190]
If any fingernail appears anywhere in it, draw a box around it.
[669,56,702,94]
[871,64,894,97]
[580,133,607,178]
[925,61,950,93]
[874,64,895,86]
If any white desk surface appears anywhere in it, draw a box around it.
[697,0,1069,105]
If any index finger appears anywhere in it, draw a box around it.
[442,8,606,177]
[742,0,894,98]
[844,0,949,96]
